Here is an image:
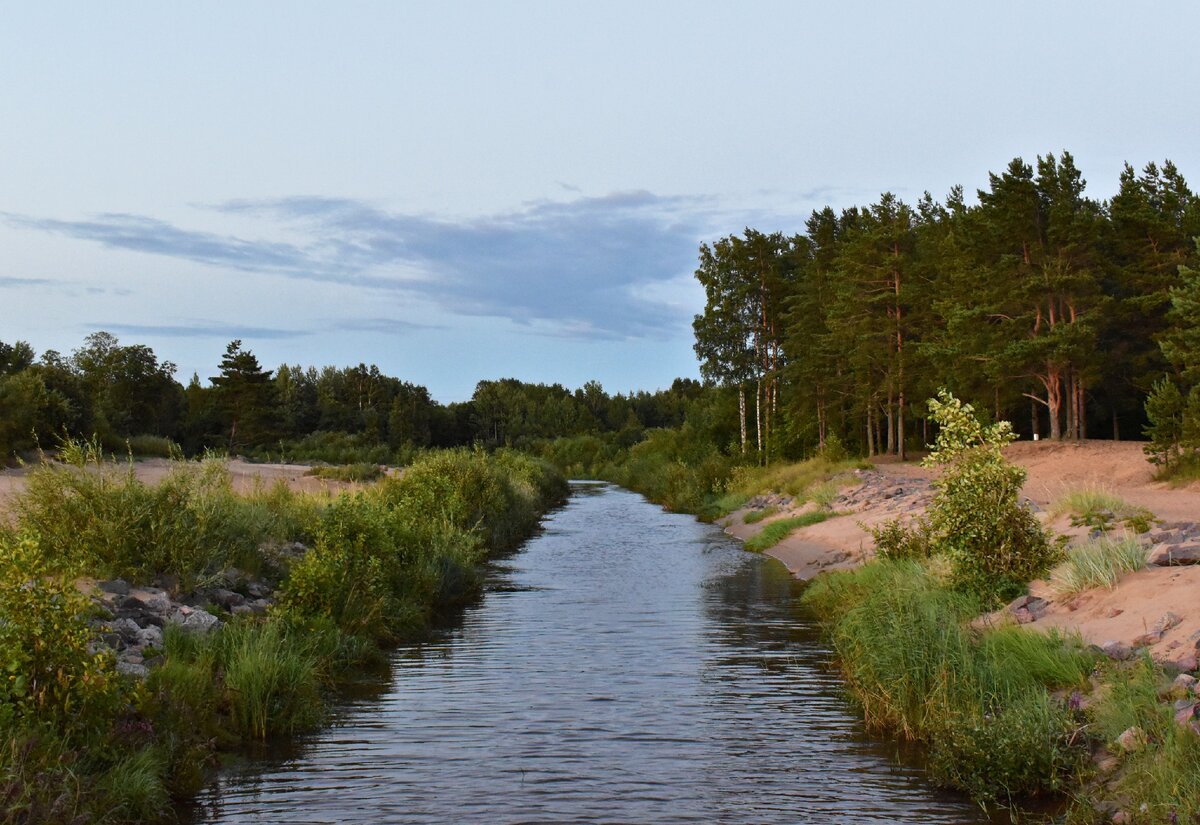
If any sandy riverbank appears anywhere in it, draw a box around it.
[721,440,1200,666]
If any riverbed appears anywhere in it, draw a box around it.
[189,482,999,823]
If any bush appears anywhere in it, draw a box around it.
[0,534,120,736]
[922,391,1058,602]
[13,440,321,587]
[870,517,935,560]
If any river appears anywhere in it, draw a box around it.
[190,482,1001,823]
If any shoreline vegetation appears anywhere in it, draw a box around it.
[0,441,566,823]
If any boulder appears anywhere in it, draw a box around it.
[111,617,141,643]
[136,625,164,650]
[1152,544,1200,565]
[116,661,149,679]
[1099,640,1133,661]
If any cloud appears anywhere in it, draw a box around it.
[6,192,711,340]
[93,321,311,340]
[0,276,53,288]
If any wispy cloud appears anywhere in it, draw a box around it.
[0,276,53,288]
[6,192,712,340]
[93,321,312,340]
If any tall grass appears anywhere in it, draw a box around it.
[12,439,320,586]
[802,560,1093,801]
[1048,535,1148,597]
[712,456,861,516]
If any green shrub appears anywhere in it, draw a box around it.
[930,690,1079,801]
[123,434,181,459]
[921,391,1058,602]
[0,534,120,736]
[743,511,831,552]
[13,440,322,586]
[870,517,935,560]
[94,747,170,821]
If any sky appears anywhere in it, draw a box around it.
[2,2,1198,402]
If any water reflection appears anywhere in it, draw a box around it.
[191,482,1001,824]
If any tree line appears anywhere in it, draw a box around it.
[0,332,705,463]
[693,152,1200,462]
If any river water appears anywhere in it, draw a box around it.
[191,482,1000,824]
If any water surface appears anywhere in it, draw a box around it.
[193,482,997,823]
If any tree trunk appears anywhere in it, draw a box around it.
[885,390,895,456]
[1078,378,1087,439]
[1112,404,1120,441]
[738,386,747,455]
[866,404,876,457]
[1031,398,1040,440]
[1046,369,1063,440]
[755,378,763,461]
[898,390,906,461]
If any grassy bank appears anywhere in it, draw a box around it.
[0,442,566,823]
[802,561,1094,803]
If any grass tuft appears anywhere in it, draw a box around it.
[1048,535,1148,597]
[743,511,832,552]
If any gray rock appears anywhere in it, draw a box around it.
[111,617,141,642]
[97,579,130,596]
[169,606,220,634]
[116,661,149,679]
[231,604,253,616]
[210,588,246,609]
[246,581,271,599]
[1157,544,1200,565]
[136,625,164,649]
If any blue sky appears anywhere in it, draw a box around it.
[2,2,1198,401]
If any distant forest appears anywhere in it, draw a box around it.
[0,332,702,463]
[3,151,1199,467]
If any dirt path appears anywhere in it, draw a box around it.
[721,440,1200,666]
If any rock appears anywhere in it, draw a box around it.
[100,632,121,649]
[1026,596,1050,618]
[116,661,149,679]
[246,581,271,599]
[1013,607,1036,624]
[1100,640,1133,661]
[111,617,141,642]
[248,599,271,614]
[1105,607,1124,619]
[1174,702,1198,728]
[136,625,164,649]
[231,604,253,616]
[1155,611,1184,634]
[169,607,220,634]
[153,573,180,594]
[1178,654,1199,673]
[1134,630,1164,647]
[1154,544,1200,565]
[97,578,130,596]
[209,588,246,609]
[1111,812,1130,825]
[1116,725,1146,752]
